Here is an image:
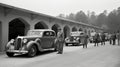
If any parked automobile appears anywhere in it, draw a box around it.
[89,36,94,43]
[5,29,57,57]
[89,32,96,43]
[65,31,84,46]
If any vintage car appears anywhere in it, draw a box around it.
[89,36,94,43]
[89,32,96,43]
[65,31,84,46]
[5,29,57,57]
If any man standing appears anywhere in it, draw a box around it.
[101,32,106,45]
[94,32,100,46]
[82,33,89,48]
[112,32,116,45]
[57,27,64,54]
[108,33,112,45]
[116,31,120,45]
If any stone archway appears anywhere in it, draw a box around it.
[9,18,30,41]
[63,26,70,39]
[34,21,48,29]
[79,28,83,31]
[84,29,87,34]
[72,27,77,32]
[88,29,91,36]
[51,24,60,35]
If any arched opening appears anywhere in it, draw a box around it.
[84,29,87,34]
[72,27,77,32]
[79,28,83,31]
[34,21,48,29]
[51,24,60,35]
[63,26,70,39]
[9,18,30,41]
[88,30,91,36]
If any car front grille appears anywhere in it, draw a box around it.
[15,38,22,50]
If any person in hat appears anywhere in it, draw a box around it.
[111,32,117,45]
[94,32,100,46]
[81,33,89,48]
[100,32,106,45]
[116,31,120,45]
[56,27,64,54]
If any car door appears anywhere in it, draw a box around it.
[40,31,51,49]
[48,31,56,48]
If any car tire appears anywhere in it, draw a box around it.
[27,45,37,57]
[54,46,58,51]
[65,43,68,46]
[6,52,14,57]
[72,43,75,46]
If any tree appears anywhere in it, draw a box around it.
[66,13,75,21]
[107,9,118,32]
[96,13,106,27]
[89,11,97,25]
[75,11,88,23]
[57,14,65,18]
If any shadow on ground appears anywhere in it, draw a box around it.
[6,50,56,58]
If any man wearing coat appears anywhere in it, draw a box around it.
[81,33,89,48]
[100,32,106,45]
[94,32,100,46]
[56,27,64,54]
[116,31,120,45]
[111,32,117,45]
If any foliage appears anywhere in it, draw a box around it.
[57,7,120,33]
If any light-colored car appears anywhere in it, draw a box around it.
[65,31,84,46]
[5,29,57,57]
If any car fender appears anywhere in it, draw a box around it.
[35,38,43,51]
[26,40,42,51]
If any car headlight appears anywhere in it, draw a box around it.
[6,41,14,50]
[23,39,27,43]
[10,39,15,43]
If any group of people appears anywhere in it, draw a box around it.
[108,31,120,45]
[55,27,90,54]
[93,32,106,46]
[93,31,120,47]
[55,27,120,54]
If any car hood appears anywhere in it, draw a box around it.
[17,36,42,39]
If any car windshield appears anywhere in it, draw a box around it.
[71,32,84,36]
[27,30,43,37]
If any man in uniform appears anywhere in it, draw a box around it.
[56,27,64,54]
[116,31,120,45]
[94,32,100,46]
[82,33,89,48]
[100,32,106,45]
[108,33,112,45]
[111,32,117,45]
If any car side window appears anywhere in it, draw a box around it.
[50,31,55,37]
[43,31,50,37]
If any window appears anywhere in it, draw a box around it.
[50,31,55,36]
[43,31,50,37]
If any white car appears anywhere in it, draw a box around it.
[65,31,84,46]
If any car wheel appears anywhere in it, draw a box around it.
[65,43,68,46]
[77,43,80,46]
[28,45,37,57]
[54,46,58,51]
[6,52,14,57]
[72,43,76,46]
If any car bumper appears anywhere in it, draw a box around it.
[65,41,79,44]
[6,50,28,54]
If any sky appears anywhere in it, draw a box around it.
[0,0,120,16]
